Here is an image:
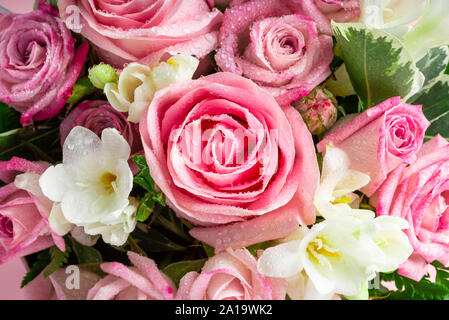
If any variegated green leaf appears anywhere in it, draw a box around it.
[333,22,416,109]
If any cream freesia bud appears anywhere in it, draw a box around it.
[104,54,199,123]
[88,63,119,89]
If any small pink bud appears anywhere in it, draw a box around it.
[293,88,338,135]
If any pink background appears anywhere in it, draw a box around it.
[0,0,38,300]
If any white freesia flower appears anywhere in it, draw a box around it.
[39,126,135,246]
[257,145,412,298]
[257,212,412,297]
[104,54,199,123]
[314,145,370,218]
[404,0,449,60]
[360,0,429,37]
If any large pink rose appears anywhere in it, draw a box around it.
[176,248,286,300]
[300,0,361,35]
[87,252,175,300]
[0,2,88,124]
[60,100,141,153]
[58,0,222,67]
[140,72,319,251]
[0,157,65,264]
[317,97,430,196]
[215,0,334,106]
[370,136,449,281]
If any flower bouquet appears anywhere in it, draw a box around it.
[1,0,449,301]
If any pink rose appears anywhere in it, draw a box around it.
[300,0,361,35]
[87,252,175,300]
[317,97,430,196]
[58,0,222,67]
[215,0,334,105]
[176,248,286,300]
[23,268,101,300]
[60,100,141,153]
[0,157,65,265]
[215,0,334,106]
[370,136,449,282]
[140,72,319,251]
[0,2,88,124]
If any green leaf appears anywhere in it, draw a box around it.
[132,228,187,253]
[333,22,416,109]
[202,243,215,258]
[71,238,103,264]
[66,77,97,104]
[43,242,71,278]
[369,264,449,300]
[0,102,20,133]
[162,259,207,287]
[33,0,58,10]
[136,193,156,222]
[132,155,166,222]
[20,250,51,288]
[0,129,20,153]
[408,47,449,141]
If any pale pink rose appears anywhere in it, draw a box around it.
[300,0,361,35]
[370,136,449,282]
[215,0,334,106]
[58,0,222,67]
[60,100,141,153]
[176,248,286,300]
[23,268,101,300]
[0,2,89,124]
[87,252,175,300]
[0,157,65,265]
[140,72,319,251]
[317,97,430,196]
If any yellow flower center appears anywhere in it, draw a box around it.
[331,195,352,205]
[101,172,117,194]
[306,236,340,264]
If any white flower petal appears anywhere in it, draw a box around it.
[39,164,68,202]
[49,203,74,236]
[101,128,131,161]
[63,126,102,165]
[104,82,131,113]
[257,240,303,278]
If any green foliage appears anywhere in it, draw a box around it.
[20,250,51,288]
[369,262,449,300]
[132,155,166,222]
[66,77,97,104]
[247,241,273,257]
[71,238,103,264]
[0,102,20,133]
[202,243,215,258]
[408,47,449,141]
[333,22,416,109]
[33,0,58,10]
[43,240,72,278]
[163,259,207,287]
[132,227,187,253]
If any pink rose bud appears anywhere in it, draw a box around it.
[0,2,89,124]
[176,248,287,300]
[317,97,431,196]
[370,136,449,282]
[0,157,65,265]
[59,100,141,154]
[293,88,338,135]
[87,252,175,300]
[215,0,334,106]
[58,0,222,67]
[140,72,320,251]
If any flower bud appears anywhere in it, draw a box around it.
[293,88,338,136]
[88,63,118,89]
